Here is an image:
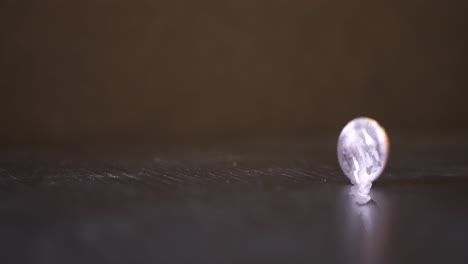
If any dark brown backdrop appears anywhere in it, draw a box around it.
[0,0,467,145]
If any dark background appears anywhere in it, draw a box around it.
[1,2,468,263]
[0,0,467,146]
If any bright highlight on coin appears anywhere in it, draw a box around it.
[337,117,389,205]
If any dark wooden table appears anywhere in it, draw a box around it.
[0,136,467,263]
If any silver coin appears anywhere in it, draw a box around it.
[337,117,389,185]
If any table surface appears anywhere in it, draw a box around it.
[0,136,467,264]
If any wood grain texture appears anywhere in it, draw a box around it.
[0,138,467,263]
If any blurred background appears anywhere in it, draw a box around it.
[0,0,466,146]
